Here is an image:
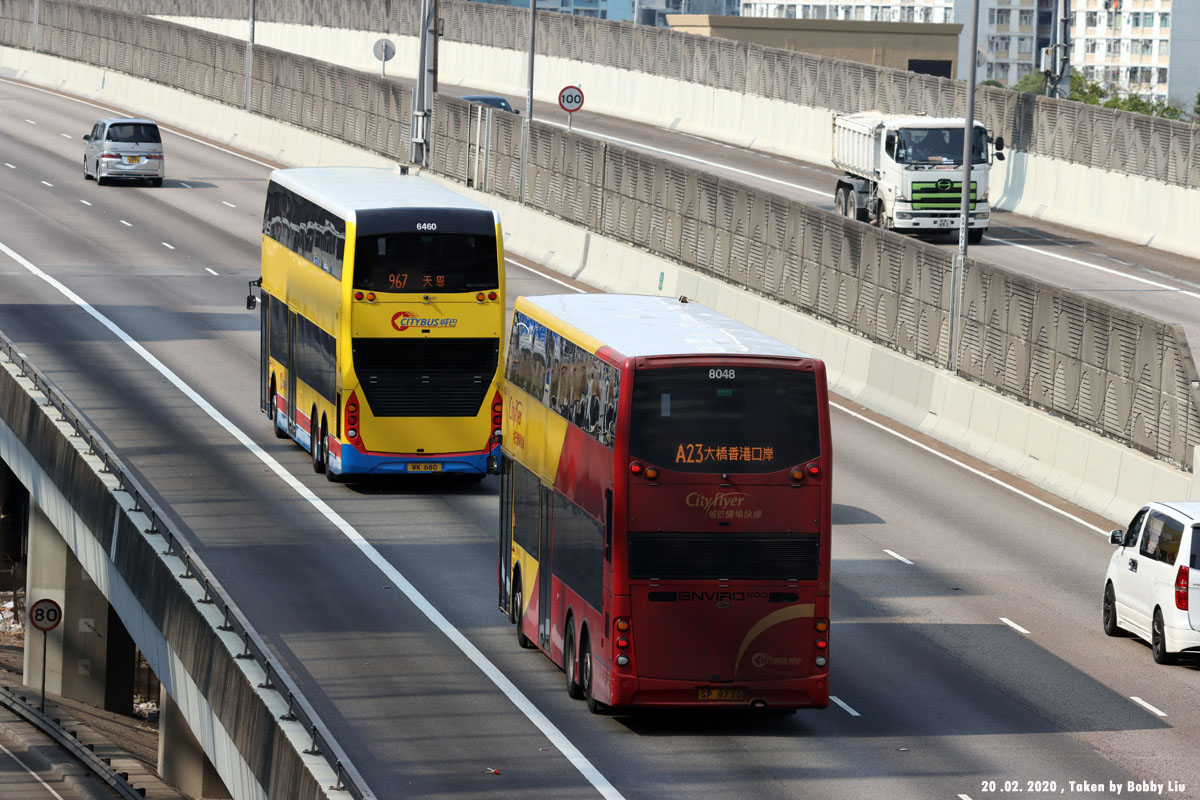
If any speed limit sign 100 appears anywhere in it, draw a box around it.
[29,598,63,632]
[558,86,584,113]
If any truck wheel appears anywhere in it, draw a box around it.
[835,187,848,217]
[968,228,984,244]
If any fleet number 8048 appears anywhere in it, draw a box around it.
[708,368,736,379]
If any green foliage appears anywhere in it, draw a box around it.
[1011,72,1046,95]
[1010,68,1185,121]
[979,79,1005,88]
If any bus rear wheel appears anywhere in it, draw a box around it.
[581,636,607,715]
[311,415,326,474]
[513,578,533,649]
[564,621,584,700]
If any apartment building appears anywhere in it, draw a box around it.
[738,0,1046,85]
[1070,0,1198,109]
[468,0,636,23]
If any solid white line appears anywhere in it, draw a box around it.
[79,199,92,207]
[958,795,974,800]
[993,237,1200,302]
[0,741,68,799]
[40,181,53,187]
[120,220,132,227]
[829,695,860,716]
[999,617,1031,635]
[161,242,175,250]
[0,78,278,171]
[1130,696,1167,717]
[204,267,218,276]
[60,133,72,139]
[3,163,14,169]
[883,549,913,565]
[0,240,626,800]
[541,118,825,197]
[505,257,587,293]
[222,200,237,208]
[831,403,1108,537]
[180,182,193,188]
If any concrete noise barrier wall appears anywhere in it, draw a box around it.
[0,336,368,799]
[2,0,1199,474]
[63,0,1200,258]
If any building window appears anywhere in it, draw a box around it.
[1019,9,1033,26]
[1159,12,1169,29]
[1159,39,1169,57]
[1085,11,1097,28]
[1085,39,1099,54]
[989,9,996,25]
[997,9,1011,26]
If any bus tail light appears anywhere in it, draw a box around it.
[815,618,829,664]
[488,291,498,301]
[1176,565,1189,610]
[476,292,486,302]
[614,617,632,668]
[630,462,645,476]
[806,463,821,478]
[345,392,363,450]
[490,391,503,438]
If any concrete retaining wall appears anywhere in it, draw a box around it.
[157,16,1200,261]
[5,42,1199,524]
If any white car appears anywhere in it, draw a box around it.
[1104,501,1200,663]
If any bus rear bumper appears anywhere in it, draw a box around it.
[609,675,829,711]
[329,442,498,478]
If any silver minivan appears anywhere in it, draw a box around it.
[1104,501,1200,663]
[82,117,164,186]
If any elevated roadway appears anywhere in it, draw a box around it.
[1,78,1197,800]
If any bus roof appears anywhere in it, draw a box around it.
[266,166,498,224]
[520,294,815,360]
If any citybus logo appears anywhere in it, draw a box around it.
[391,311,459,332]
[751,652,805,669]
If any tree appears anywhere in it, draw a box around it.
[979,79,1005,89]
[1194,88,1200,122]
[1011,71,1047,95]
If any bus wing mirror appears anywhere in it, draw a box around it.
[994,135,1005,152]
[995,151,1005,162]
[246,295,258,310]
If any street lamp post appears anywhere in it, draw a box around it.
[520,0,536,204]
[949,0,980,373]
[243,0,255,110]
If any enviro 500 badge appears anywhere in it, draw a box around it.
[392,312,459,332]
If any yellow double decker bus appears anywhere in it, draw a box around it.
[255,166,505,480]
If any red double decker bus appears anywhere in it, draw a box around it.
[498,294,832,712]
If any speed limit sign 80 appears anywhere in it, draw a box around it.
[29,598,62,632]
[558,86,584,113]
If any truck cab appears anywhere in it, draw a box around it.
[833,113,1004,244]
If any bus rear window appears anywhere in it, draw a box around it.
[354,233,498,292]
[630,367,821,473]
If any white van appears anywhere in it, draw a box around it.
[1104,501,1200,663]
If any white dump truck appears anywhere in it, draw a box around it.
[832,112,1004,244]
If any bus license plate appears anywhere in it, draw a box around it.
[697,687,745,702]
[407,463,442,472]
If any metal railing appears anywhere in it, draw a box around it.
[0,331,372,800]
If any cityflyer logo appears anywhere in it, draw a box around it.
[751,652,804,669]
[391,311,459,332]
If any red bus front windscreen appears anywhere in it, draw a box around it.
[629,366,821,473]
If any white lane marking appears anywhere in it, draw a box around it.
[958,795,974,800]
[829,695,860,716]
[24,118,36,125]
[60,133,72,139]
[0,240,626,800]
[0,741,68,799]
[1130,696,1167,717]
[883,549,913,565]
[180,182,193,188]
[3,163,14,169]
[162,242,175,250]
[222,200,237,208]
[205,267,218,276]
[541,118,825,197]
[832,403,1108,536]
[999,617,1031,635]
[79,199,92,207]
[993,237,1200,302]
[120,220,132,227]
[0,78,278,171]
[505,258,588,293]
[40,181,53,187]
